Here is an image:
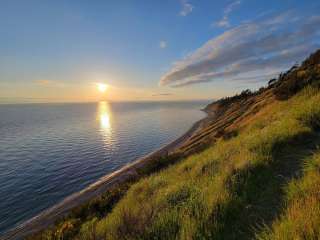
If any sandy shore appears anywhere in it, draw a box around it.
[1,113,210,240]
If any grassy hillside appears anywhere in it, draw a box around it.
[28,50,320,240]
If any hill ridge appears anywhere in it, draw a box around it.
[5,49,320,240]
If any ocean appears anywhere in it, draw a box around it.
[0,101,207,234]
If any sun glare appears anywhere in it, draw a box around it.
[97,83,108,93]
[98,101,111,131]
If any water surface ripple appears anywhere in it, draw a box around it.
[0,101,207,234]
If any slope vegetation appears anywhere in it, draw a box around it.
[27,50,320,240]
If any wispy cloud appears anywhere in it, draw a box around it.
[35,79,54,85]
[160,12,320,88]
[34,79,65,88]
[179,0,193,16]
[159,41,167,49]
[152,93,173,96]
[214,0,241,28]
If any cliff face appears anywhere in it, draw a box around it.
[19,49,320,240]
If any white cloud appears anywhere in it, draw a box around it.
[225,0,241,14]
[180,0,193,16]
[159,41,167,49]
[35,79,54,85]
[215,16,230,28]
[214,0,241,28]
[160,12,320,88]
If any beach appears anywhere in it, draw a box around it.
[2,110,211,240]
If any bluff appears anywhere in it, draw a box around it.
[6,49,320,240]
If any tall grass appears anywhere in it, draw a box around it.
[257,151,320,240]
[77,87,320,240]
[30,87,320,239]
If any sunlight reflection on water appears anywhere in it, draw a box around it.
[97,101,113,146]
[98,101,111,130]
[0,101,207,234]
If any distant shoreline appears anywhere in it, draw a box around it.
[1,108,211,240]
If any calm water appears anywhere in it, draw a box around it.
[0,101,207,234]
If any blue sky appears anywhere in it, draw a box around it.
[0,0,320,103]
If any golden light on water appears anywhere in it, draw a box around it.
[100,112,110,129]
[98,101,112,131]
[97,83,108,93]
[97,101,114,147]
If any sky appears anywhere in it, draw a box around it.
[0,0,320,103]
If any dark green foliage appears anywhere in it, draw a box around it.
[68,183,131,221]
[137,153,182,176]
[268,78,277,87]
[27,182,132,240]
[273,50,320,100]
[216,89,254,107]
[28,153,182,240]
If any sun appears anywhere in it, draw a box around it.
[97,83,108,93]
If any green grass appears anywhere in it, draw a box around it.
[30,86,320,239]
[87,87,320,240]
[257,152,320,240]
[27,149,182,239]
